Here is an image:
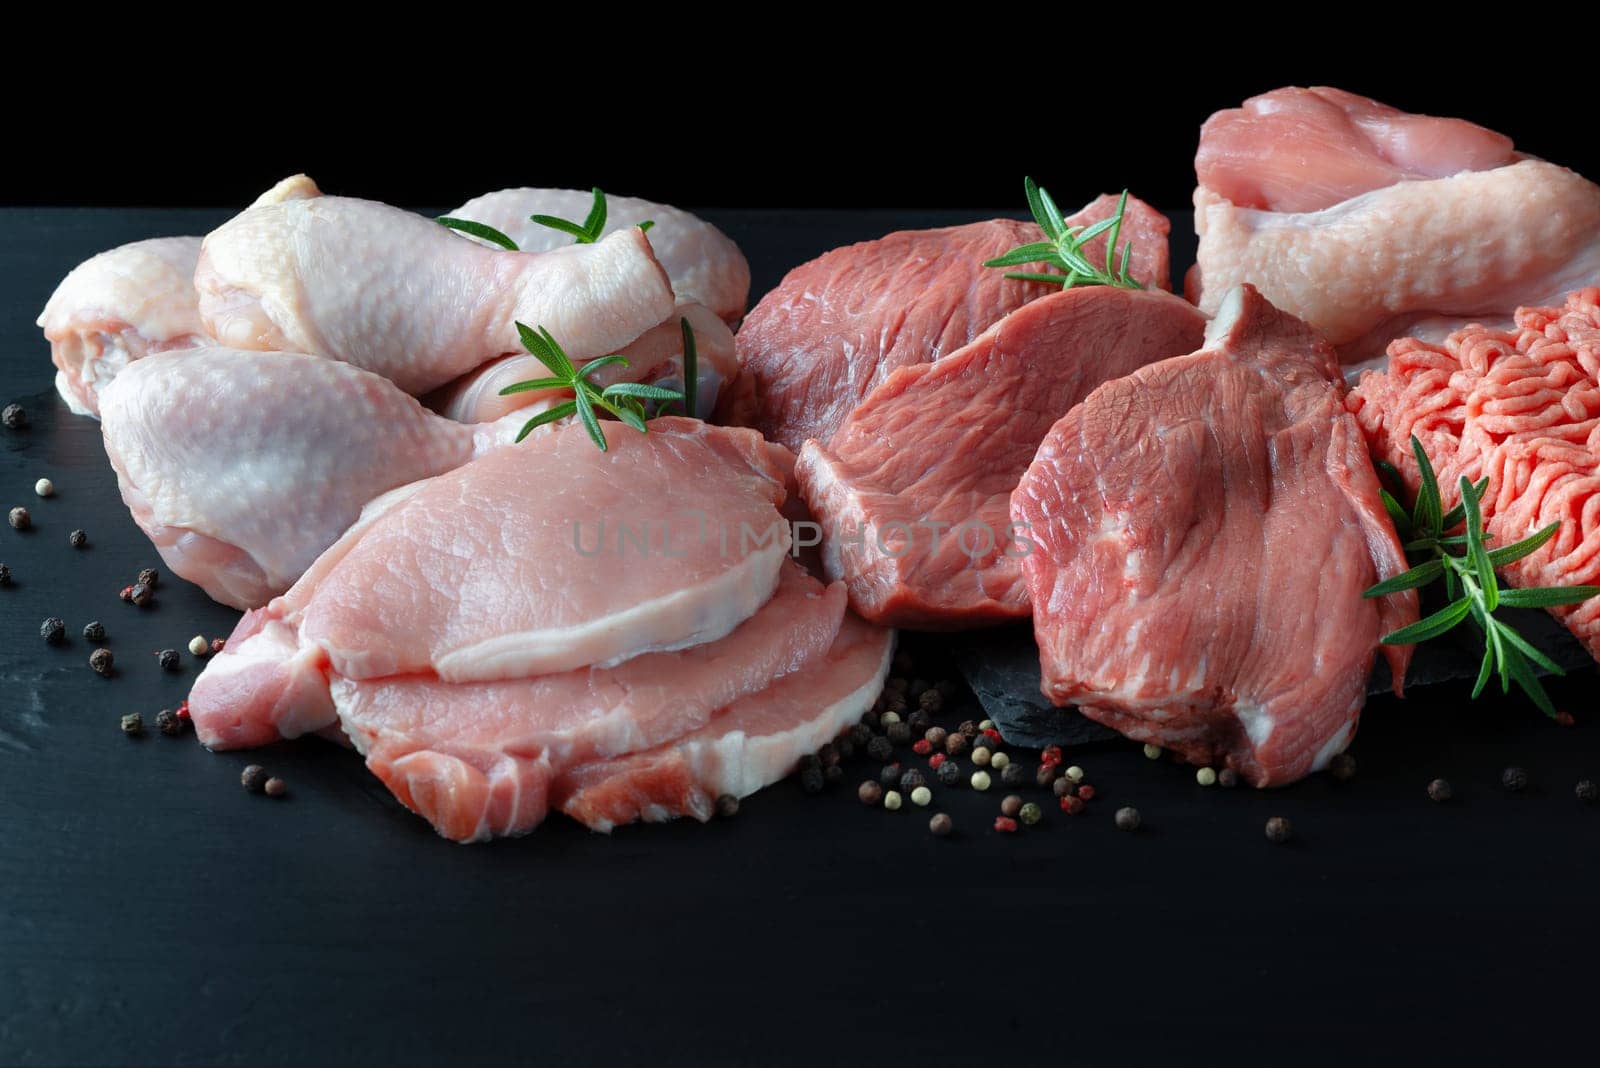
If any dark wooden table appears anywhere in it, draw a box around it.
[2,208,1597,1066]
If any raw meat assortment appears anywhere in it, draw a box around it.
[38,237,208,417]
[195,188,676,394]
[796,286,1207,627]
[98,348,547,609]
[430,302,737,423]
[556,611,893,832]
[730,192,1172,452]
[1011,285,1418,786]
[1190,87,1600,360]
[188,420,885,840]
[447,187,751,323]
[1348,288,1600,659]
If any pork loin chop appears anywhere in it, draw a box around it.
[796,286,1206,628]
[730,194,1172,452]
[1011,285,1418,786]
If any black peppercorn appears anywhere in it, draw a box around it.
[887,721,911,745]
[156,708,185,736]
[158,648,180,671]
[1000,794,1024,818]
[264,777,287,798]
[925,726,948,748]
[137,567,159,588]
[857,780,883,806]
[1000,762,1027,787]
[799,764,825,794]
[9,506,31,530]
[879,763,902,788]
[241,764,268,792]
[835,737,855,761]
[958,719,980,740]
[81,621,104,641]
[1035,762,1059,788]
[1053,777,1074,798]
[1218,768,1240,789]
[1577,779,1598,804]
[130,582,153,607]
[899,768,926,791]
[937,760,961,787]
[2,403,26,429]
[883,693,908,715]
[1427,778,1452,803]
[68,529,87,549]
[1264,816,1293,843]
[120,712,142,736]
[1501,766,1529,793]
[929,813,953,837]
[906,709,932,735]
[89,648,113,676]
[917,689,943,714]
[866,735,894,762]
[1114,807,1142,832]
[40,617,64,643]
[818,742,840,767]
[944,733,969,757]
[1328,753,1356,782]
[860,709,881,732]
[823,764,843,785]
[715,794,740,818]
[0,563,10,585]
[849,722,873,747]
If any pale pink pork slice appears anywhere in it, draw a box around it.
[1011,285,1418,786]
[796,286,1206,628]
[729,193,1172,452]
[332,564,848,842]
[1189,87,1600,361]
[556,611,893,833]
[1348,288,1600,659]
[189,419,795,748]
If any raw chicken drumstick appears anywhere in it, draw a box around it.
[195,183,676,395]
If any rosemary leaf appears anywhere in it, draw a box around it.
[1364,557,1444,597]
[436,217,519,250]
[515,400,577,442]
[1381,597,1472,645]
[681,317,698,418]
[1495,585,1600,609]
[1488,521,1560,567]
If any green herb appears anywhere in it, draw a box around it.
[983,178,1142,290]
[497,324,683,451]
[530,187,653,244]
[1363,436,1599,717]
[436,217,520,250]
[680,316,698,418]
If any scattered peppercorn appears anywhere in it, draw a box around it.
[158,648,180,671]
[1265,816,1293,843]
[40,617,64,643]
[1065,765,1085,783]
[861,708,881,731]
[958,719,979,740]
[241,764,268,792]
[120,712,142,736]
[130,583,153,607]
[899,768,926,791]
[2,403,26,429]
[156,709,184,736]
[884,790,903,811]
[1076,784,1096,801]
[912,738,932,756]
[1053,777,1074,799]
[90,648,113,676]
[884,693,909,714]
[716,794,740,818]
[799,764,825,793]
[925,726,948,749]
[1019,802,1043,826]
[1142,743,1162,760]
[929,813,952,837]
[917,689,943,714]
[1427,778,1452,803]
[970,770,992,791]
[1577,779,1598,804]
[210,638,226,655]
[0,563,10,585]
[835,737,855,761]
[82,620,105,642]
[264,777,287,798]
[1196,767,1217,787]
[944,733,969,757]
[937,761,961,787]
[887,721,911,745]
[34,478,54,498]
[1040,745,1062,767]
[119,585,134,603]
[1114,806,1142,832]
[858,780,883,806]
[1502,766,1528,793]
[910,786,932,807]
[848,722,873,748]
[1326,753,1357,782]
[1035,762,1059,788]
[928,752,946,770]
[879,710,902,727]
[1000,794,1023,818]
[174,700,190,721]
[993,816,1018,833]
[68,529,86,549]
[137,567,159,588]
[979,719,995,731]
[990,751,1010,771]
[9,506,31,530]
[879,764,902,788]
[1000,762,1026,787]
[823,764,843,785]
[1218,769,1240,789]
[971,746,992,767]
[817,742,840,767]
[907,710,932,735]
[867,735,894,762]
[1060,795,1085,815]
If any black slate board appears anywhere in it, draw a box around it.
[5,208,1600,1067]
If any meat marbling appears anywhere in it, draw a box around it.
[1011,285,1418,786]
[730,193,1172,452]
[796,286,1207,628]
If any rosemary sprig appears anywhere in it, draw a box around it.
[983,178,1142,290]
[497,324,683,451]
[436,187,654,251]
[681,315,698,419]
[1363,436,1599,717]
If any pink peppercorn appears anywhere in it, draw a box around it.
[1041,745,1062,767]
[912,739,932,756]
[1077,784,1096,801]
[1060,796,1085,815]
[993,816,1018,833]
[928,752,946,769]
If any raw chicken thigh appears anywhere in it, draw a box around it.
[196,187,676,394]
[1190,88,1600,361]
[446,187,751,323]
